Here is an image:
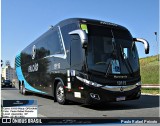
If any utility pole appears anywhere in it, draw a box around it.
[1,60,3,67]
[154,32,158,61]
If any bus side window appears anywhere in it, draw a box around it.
[21,46,33,65]
[61,23,78,63]
[46,30,64,55]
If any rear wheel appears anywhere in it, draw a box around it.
[56,82,67,105]
[19,83,23,94]
[22,84,27,95]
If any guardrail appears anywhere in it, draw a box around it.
[141,84,160,89]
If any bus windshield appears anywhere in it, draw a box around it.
[86,24,140,75]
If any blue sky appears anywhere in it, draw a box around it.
[1,0,159,67]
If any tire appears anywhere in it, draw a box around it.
[22,84,27,95]
[56,82,67,105]
[19,83,23,94]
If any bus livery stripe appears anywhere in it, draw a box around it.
[16,66,47,94]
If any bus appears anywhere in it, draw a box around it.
[15,18,149,105]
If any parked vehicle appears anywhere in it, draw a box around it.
[1,80,12,88]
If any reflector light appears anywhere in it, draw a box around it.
[78,87,84,90]
[68,89,72,92]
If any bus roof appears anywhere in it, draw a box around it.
[56,18,128,30]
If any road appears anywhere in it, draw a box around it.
[1,87,159,117]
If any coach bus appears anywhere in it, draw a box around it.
[15,18,149,105]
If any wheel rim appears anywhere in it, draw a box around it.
[56,86,64,101]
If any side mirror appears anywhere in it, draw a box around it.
[133,38,149,54]
[69,29,88,48]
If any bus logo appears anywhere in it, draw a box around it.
[28,63,39,72]
[32,45,36,59]
[120,87,124,92]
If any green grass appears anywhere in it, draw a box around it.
[140,55,159,84]
[141,88,160,95]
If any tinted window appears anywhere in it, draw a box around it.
[71,35,83,69]
[61,23,78,50]
[87,24,139,74]
[46,29,64,55]
[112,29,132,40]
[21,46,32,65]
[61,23,78,62]
[36,36,49,59]
[36,29,64,59]
[88,25,112,37]
[4,80,10,83]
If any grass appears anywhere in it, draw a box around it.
[140,55,159,84]
[141,88,160,95]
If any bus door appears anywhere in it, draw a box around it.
[70,34,84,96]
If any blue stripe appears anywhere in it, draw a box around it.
[20,100,37,106]
[16,58,20,61]
[16,66,47,94]
[15,100,36,107]
[16,53,21,58]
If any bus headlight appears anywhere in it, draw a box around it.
[90,82,102,87]
[136,81,141,86]
[76,76,103,87]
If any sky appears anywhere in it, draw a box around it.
[1,0,159,67]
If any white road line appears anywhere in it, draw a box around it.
[38,114,47,117]
[1,97,6,100]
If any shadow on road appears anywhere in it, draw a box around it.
[30,93,159,111]
[1,87,18,90]
[2,88,159,111]
[81,95,159,111]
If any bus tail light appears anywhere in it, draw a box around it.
[68,89,72,92]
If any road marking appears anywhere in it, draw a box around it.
[1,97,6,100]
[38,114,46,117]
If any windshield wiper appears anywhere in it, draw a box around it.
[105,59,112,77]
[120,45,134,76]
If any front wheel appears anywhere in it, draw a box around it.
[56,82,67,105]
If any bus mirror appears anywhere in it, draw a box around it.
[69,29,88,48]
[133,38,149,54]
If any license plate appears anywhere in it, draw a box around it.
[116,96,126,101]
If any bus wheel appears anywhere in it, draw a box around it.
[22,84,27,95]
[56,82,67,105]
[20,84,23,94]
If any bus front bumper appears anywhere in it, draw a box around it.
[85,84,141,104]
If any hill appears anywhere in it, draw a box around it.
[140,55,159,84]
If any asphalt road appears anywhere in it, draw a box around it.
[1,87,159,117]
